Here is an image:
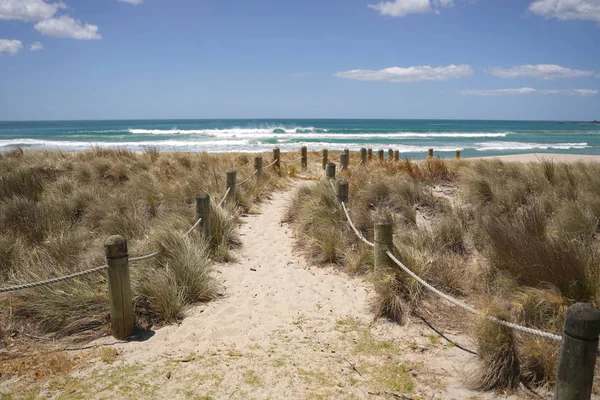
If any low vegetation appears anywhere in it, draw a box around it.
[0,148,286,341]
[286,155,600,392]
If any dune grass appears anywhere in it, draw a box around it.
[0,148,286,341]
[286,155,600,392]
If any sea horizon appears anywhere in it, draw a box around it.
[1,118,599,158]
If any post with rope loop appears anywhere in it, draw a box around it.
[428,148,434,158]
[326,162,336,180]
[226,170,237,202]
[388,148,394,160]
[374,222,393,271]
[254,156,263,179]
[340,152,349,171]
[360,148,367,164]
[367,148,373,161]
[456,150,461,159]
[195,193,211,239]
[322,148,328,170]
[273,147,281,169]
[377,149,384,162]
[335,179,348,204]
[105,235,135,340]
[301,146,307,170]
[555,303,600,400]
[394,150,400,162]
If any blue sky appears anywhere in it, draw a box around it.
[0,0,599,121]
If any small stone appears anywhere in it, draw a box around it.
[166,371,171,379]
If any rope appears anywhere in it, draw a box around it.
[385,250,563,342]
[0,265,108,293]
[357,159,364,167]
[238,170,258,186]
[341,202,374,247]
[265,159,278,169]
[129,251,162,263]
[217,187,231,208]
[183,217,203,238]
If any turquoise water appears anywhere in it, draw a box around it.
[1,119,599,158]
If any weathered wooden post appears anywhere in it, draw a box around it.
[344,148,350,162]
[273,147,281,169]
[105,235,134,340]
[326,162,336,180]
[367,148,373,160]
[554,303,600,400]
[374,222,393,271]
[226,169,236,202]
[456,150,461,159]
[254,156,263,179]
[428,148,434,158]
[322,148,328,170]
[301,146,307,170]
[340,152,349,171]
[377,150,384,161]
[195,193,211,239]
[335,179,348,203]
[388,148,394,160]
[394,150,400,162]
[360,148,367,164]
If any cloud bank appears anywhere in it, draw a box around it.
[0,0,65,22]
[34,15,101,40]
[335,64,473,82]
[489,64,595,80]
[368,0,454,17]
[118,0,143,4]
[529,0,600,24]
[458,87,598,96]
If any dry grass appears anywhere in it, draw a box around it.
[0,149,286,341]
[285,156,600,391]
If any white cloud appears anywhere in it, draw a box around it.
[458,88,537,96]
[528,0,600,24]
[489,64,595,80]
[335,64,473,82]
[368,0,454,17]
[0,0,65,22]
[118,0,143,4]
[29,41,43,51]
[34,15,101,40]
[0,38,23,55]
[458,87,598,96]
[291,72,312,77]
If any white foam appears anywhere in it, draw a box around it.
[475,142,589,151]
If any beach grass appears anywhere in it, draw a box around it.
[286,155,600,391]
[0,148,287,340]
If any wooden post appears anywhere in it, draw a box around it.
[394,150,400,162]
[226,169,236,202]
[360,148,367,164]
[340,152,349,171]
[335,179,348,203]
[428,148,434,158]
[344,148,350,161]
[388,148,394,160]
[254,156,263,179]
[456,150,461,159]
[322,148,328,170]
[273,147,281,169]
[377,150,384,161]
[374,222,393,270]
[301,146,307,170]
[367,148,373,160]
[195,193,211,239]
[326,162,336,180]
[554,303,600,400]
[105,235,134,340]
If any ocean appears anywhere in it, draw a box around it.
[1,119,599,158]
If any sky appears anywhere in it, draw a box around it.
[0,0,599,121]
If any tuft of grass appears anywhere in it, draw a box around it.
[100,347,119,363]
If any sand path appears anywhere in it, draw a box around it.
[28,184,521,399]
